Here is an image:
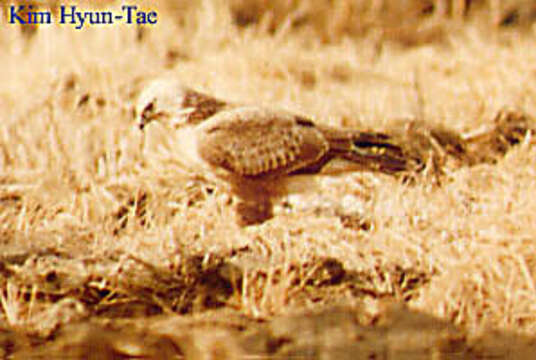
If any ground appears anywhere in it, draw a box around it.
[2,0,536,358]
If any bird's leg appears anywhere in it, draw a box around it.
[234,198,274,226]
[231,179,275,226]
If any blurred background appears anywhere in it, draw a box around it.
[5,0,536,41]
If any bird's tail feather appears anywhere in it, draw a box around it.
[324,129,409,174]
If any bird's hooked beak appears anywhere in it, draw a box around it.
[137,97,196,131]
[138,101,163,131]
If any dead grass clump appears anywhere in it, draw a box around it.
[465,108,534,163]
[0,246,242,331]
[388,108,534,182]
[416,248,536,333]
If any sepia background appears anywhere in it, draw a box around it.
[2,0,536,358]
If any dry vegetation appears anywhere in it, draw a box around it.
[3,0,536,358]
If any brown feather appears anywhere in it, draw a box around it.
[197,108,329,179]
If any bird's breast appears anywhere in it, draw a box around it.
[174,126,233,182]
[173,127,205,168]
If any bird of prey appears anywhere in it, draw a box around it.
[136,79,408,226]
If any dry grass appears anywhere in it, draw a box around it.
[2,0,536,357]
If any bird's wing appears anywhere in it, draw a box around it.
[196,107,329,178]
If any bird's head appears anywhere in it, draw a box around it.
[135,79,193,131]
[135,79,228,131]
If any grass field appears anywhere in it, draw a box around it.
[3,0,536,358]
